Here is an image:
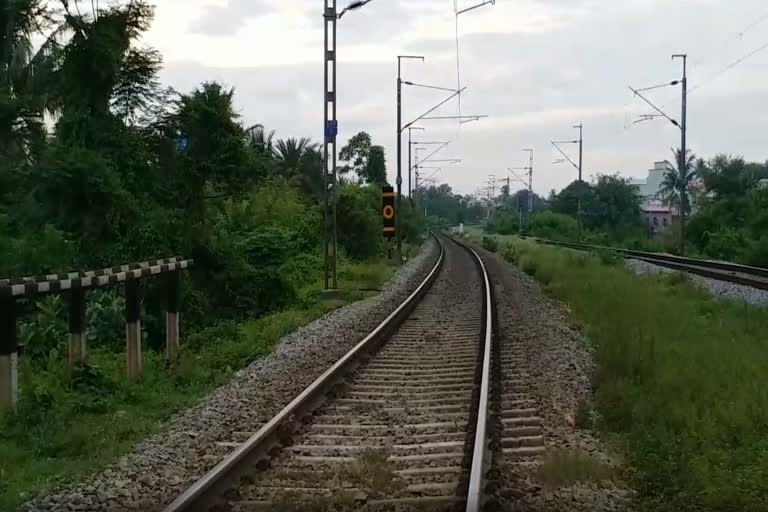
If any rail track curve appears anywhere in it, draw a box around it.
[163,233,495,512]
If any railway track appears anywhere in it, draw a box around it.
[163,233,495,512]
[527,237,768,290]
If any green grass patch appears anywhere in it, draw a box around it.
[500,240,768,512]
[0,257,400,509]
[535,448,616,488]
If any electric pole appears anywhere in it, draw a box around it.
[576,124,583,182]
[323,0,338,290]
[407,127,424,204]
[522,148,534,214]
[321,0,377,290]
[396,55,424,261]
[673,54,688,254]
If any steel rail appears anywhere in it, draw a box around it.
[527,237,768,290]
[163,233,446,512]
[451,234,494,512]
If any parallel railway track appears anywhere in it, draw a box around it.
[527,237,768,290]
[163,233,497,512]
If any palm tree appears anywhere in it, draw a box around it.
[245,124,275,156]
[274,137,317,171]
[0,1,65,160]
[659,148,697,253]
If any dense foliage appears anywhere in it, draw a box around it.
[0,4,425,506]
[498,239,768,512]
[0,1,422,327]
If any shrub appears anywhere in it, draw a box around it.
[501,243,519,265]
[531,211,579,241]
[18,296,67,360]
[481,236,498,253]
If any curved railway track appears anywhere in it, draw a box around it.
[163,233,496,512]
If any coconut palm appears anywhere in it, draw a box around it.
[274,137,317,171]
[0,0,65,159]
[659,148,698,253]
[245,123,275,156]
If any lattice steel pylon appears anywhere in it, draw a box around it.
[323,0,338,290]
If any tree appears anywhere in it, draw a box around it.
[660,148,698,253]
[0,0,62,161]
[364,144,387,185]
[245,123,275,156]
[339,131,371,180]
[274,137,317,173]
[590,174,642,234]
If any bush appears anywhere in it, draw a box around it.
[337,185,383,261]
[486,212,520,235]
[481,236,498,253]
[18,297,67,360]
[531,211,579,241]
[503,240,768,511]
[501,243,520,265]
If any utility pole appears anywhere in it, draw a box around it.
[673,53,688,254]
[407,127,424,204]
[522,148,534,214]
[576,124,583,182]
[397,55,425,260]
[322,0,338,290]
[576,124,583,240]
[552,126,584,240]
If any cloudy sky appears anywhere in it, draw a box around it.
[142,0,768,196]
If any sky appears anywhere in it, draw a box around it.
[142,0,768,197]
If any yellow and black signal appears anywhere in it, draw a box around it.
[382,186,395,238]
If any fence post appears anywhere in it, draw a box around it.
[0,296,18,411]
[165,271,180,362]
[68,289,87,366]
[125,280,142,380]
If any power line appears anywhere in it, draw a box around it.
[690,39,768,93]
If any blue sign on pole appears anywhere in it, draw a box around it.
[325,120,338,138]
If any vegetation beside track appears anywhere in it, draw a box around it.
[483,237,768,512]
[0,257,402,509]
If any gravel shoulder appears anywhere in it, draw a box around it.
[23,239,439,512]
[476,246,635,512]
[625,258,768,306]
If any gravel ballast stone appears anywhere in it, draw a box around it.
[477,246,635,512]
[22,239,439,512]
[625,258,768,306]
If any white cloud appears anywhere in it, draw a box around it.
[145,0,768,195]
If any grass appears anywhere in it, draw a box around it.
[496,239,768,512]
[535,448,615,488]
[0,257,403,510]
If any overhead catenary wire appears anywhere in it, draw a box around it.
[689,39,768,93]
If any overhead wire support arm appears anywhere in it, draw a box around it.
[402,81,459,93]
[421,115,487,121]
[506,168,529,187]
[410,141,451,170]
[402,87,468,131]
[550,141,580,171]
[337,0,375,18]
[627,86,680,128]
[457,0,496,15]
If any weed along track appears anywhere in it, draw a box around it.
[163,233,495,512]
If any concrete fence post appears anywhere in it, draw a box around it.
[0,296,18,411]
[68,289,87,366]
[165,271,180,362]
[125,280,142,380]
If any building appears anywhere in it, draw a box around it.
[630,161,678,234]
[630,161,673,200]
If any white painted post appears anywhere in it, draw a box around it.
[165,272,180,362]
[1,297,18,411]
[125,280,142,380]
[68,289,87,366]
